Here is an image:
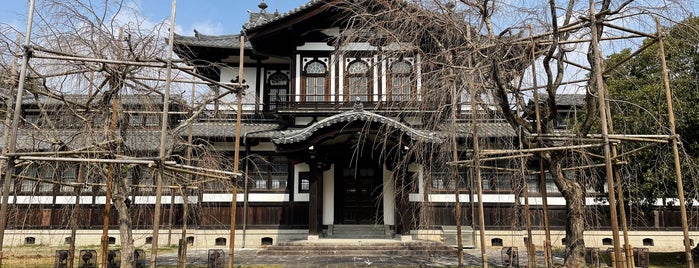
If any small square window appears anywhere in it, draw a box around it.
[299,172,311,193]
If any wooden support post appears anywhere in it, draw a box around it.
[656,16,694,268]
[152,1,177,266]
[529,23,552,267]
[590,1,624,266]
[228,35,245,268]
[0,2,35,265]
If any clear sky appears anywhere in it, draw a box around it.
[0,0,310,36]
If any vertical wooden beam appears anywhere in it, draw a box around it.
[68,164,85,268]
[308,164,320,236]
[466,25,487,266]
[656,16,694,268]
[589,1,623,266]
[177,80,196,268]
[605,95,634,267]
[228,34,245,268]
[529,24,552,268]
[0,1,35,265]
[152,1,177,266]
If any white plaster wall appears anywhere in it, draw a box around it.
[294,163,310,202]
[382,165,395,225]
[219,66,258,111]
[322,165,335,225]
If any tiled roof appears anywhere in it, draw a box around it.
[540,94,585,107]
[448,122,517,138]
[172,32,251,49]
[21,94,170,106]
[185,122,280,138]
[243,0,327,30]
[273,107,442,144]
[0,126,172,151]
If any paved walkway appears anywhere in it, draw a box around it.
[155,247,566,267]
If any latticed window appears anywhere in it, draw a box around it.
[20,165,38,192]
[250,156,288,191]
[304,61,327,102]
[389,60,412,101]
[429,162,465,191]
[347,60,370,101]
[267,72,289,110]
[38,165,55,192]
[60,165,77,192]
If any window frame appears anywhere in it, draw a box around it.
[248,155,289,192]
[345,59,372,102]
[388,60,414,102]
[266,71,290,111]
[302,60,329,102]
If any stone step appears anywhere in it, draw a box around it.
[329,225,390,238]
[257,240,457,257]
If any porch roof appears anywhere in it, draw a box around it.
[273,104,442,145]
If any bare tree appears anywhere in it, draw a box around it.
[336,0,693,266]
[0,1,240,267]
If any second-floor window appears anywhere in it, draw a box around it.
[389,60,413,102]
[267,72,289,111]
[303,60,328,102]
[347,60,371,101]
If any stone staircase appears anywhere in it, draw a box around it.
[256,239,457,257]
[328,224,390,238]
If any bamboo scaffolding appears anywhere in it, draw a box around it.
[177,80,196,268]
[450,33,465,266]
[656,16,694,268]
[530,35,553,266]
[228,35,246,268]
[0,1,35,265]
[151,1,177,265]
[590,2,624,266]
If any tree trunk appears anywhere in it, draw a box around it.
[550,160,586,267]
[114,198,134,268]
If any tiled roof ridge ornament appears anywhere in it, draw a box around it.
[353,97,363,111]
[258,0,268,13]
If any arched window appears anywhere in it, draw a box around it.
[267,72,289,111]
[389,60,412,102]
[304,61,327,102]
[347,60,371,101]
[215,237,227,246]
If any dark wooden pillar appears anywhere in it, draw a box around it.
[308,160,325,236]
[396,171,411,235]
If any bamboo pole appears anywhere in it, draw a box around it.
[604,81,634,267]
[527,24,553,266]
[151,1,177,266]
[590,2,624,266]
[519,129,536,267]
[228,35,245,268]
[67,163,84,268]
[99,26,122,265]
[0,1,35,265]
[466,30,488,268]
[177,80,196,268]
[0,33,20,265]
[656,16,694,268]
[451,28,465,267]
